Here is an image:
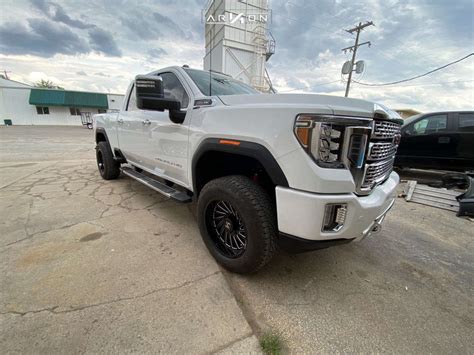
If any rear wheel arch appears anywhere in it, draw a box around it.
[95,127,109,145]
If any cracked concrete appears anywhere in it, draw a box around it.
[0,126,261,354]
[3,126,471,353]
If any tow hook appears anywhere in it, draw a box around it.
[371,222,382,234]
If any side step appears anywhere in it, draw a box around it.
[121,167,192,203]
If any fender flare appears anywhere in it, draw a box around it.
[95,127,111,146]
[95,127,126,163]
[192,138,289,193]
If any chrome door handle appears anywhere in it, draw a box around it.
[142,119,151,125]
[117,118,123,124]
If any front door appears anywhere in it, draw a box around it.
[147,71,191,186]
[118,71,192,186]
[397,113,455,169]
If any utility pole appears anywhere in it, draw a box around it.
[342,21,374,97]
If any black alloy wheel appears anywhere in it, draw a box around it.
[207,200,248,258]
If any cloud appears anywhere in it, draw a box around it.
[148,48,167,58]
[30,0,122,57]
[152,13,188,39]
[120,16,162,40]
[0,18,90,57]
[88,27,122,57]
[51,3,95,29]
[76,71,87,76]
[120,10,189,41]
[30,0,94,29]
[1,0,472,111]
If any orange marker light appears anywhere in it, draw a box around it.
[219,139,241,146]
[295,127,310,147]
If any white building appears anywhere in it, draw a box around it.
[203,0,275,92]
[0,77,124,126]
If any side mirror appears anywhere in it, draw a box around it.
[169,110,186,124]
[135,75,180,112]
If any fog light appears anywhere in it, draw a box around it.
[322,203,347,232]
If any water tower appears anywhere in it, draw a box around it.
[203,0,275,92]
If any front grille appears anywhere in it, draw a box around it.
[368,142,397,161]
[362,158,395,188]
[372,120,401,139]
[356,118,401,194]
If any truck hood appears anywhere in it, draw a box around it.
[218,93,401,120]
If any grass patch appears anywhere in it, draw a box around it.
[260,332,282,355]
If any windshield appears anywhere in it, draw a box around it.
[184,68,259,96]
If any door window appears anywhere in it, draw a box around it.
[409,114,448,135]
[159,72,189,108]
[459,113,474,131]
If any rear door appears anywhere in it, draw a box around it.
[397,113,455,169]
[451,112,474,170]
[116,85,144,165]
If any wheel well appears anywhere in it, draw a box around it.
[194,151,276,198]
[96,131,107,143]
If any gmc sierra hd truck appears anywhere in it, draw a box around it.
[94,66,403,273]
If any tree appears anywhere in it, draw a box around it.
[34,79,64,90]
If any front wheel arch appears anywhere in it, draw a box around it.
[192,138,289,196]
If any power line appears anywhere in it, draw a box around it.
[353,79,474,89]
[354,53,474,87]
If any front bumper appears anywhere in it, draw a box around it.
[275,172,399,242]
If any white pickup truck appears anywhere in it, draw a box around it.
[94,65,402,273]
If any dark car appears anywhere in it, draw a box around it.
[395,111,474,171]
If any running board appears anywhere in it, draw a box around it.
[121,167,192,203]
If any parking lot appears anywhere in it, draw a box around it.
[1,126,473,353]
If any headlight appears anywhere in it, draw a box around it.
[294,114,372,169]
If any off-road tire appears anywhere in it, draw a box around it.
[96,141,120,180]
[197,175,277,274]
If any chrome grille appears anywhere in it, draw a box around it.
[362,158,395,188]
[356,119,402,194]
[368,142,397,161]
[372,120,401,139]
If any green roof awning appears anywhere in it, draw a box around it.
[29,89,109,109]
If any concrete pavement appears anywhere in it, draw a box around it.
[0,126,261,353]
[1,126,472,353]
[226,190,474,353]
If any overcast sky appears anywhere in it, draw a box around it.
[0,0,472,111]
